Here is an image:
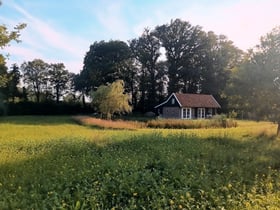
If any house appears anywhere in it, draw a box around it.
[154,93,221,119]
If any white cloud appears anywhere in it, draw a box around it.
[2,1,89,73]
[93,0,131,41]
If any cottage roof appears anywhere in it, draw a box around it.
[175,93,221,108]
[155,93,221,108]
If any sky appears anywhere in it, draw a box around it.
[1,0,280,73]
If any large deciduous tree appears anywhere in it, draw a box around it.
[91,80,132,119]
[21,59,49,102]
[154,19,206,94]
[81,40,132,91]
[8,64,21,102]
[201,32,242,95]
[48,63,70,103]
[130,28,162,111]
[227,27,280,135]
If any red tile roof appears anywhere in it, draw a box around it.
[174,93,221,108]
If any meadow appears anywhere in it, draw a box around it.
[0,116,280,209]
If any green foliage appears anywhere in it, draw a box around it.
[0,61,9,97]
[91,80,132,119]
[0,23,26,51]
[0,116,280,209]
[154,19,242,95]
[7,64,21,102]
[48,63,71,103]
[154,19,203,94]
[200,32,242,96]
[226,27,280,123]
[21,59,49,103]
[0,22,26,67]
[81,40,132,91]
[129,28,163,111]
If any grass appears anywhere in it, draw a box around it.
[0,116,280,209]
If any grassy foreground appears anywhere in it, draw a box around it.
[0,116,280,209]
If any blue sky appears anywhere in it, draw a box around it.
[1,0,280,73]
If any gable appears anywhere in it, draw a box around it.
[154,93,181,108]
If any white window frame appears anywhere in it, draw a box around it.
[182,108,192,119]
[197,108,205,119]
[207,108,213,118]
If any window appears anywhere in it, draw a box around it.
[197,108,205,119]
[171,98,175,104]
[182,108,191,119]
[207,108,213,118]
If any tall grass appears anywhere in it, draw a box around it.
[0,116,279,209]
[147,117,237,129]
[73,115,145,130]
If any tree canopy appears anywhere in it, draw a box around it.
[226,27,280,134]
[91,80,132,119]
[130,28,163,111]
[0,10,25,112]
[81,40,132,91]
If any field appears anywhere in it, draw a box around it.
[0,116,280,209]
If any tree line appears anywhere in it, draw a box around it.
[1,18,280,124]
[77,19,242,112]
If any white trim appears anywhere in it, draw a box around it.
[182,108,192,119]
[197,108,205,119]
[154,93,182,108]
[210,95,221,108]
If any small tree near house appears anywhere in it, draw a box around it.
[91,80,132,119]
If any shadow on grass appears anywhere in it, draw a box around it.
[0,133,280,209]
[0,115,76,125]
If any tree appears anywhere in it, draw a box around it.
[154,19,206,94]
[227,27,280,135]
[63,72,78,103]
[21,59,49,102]
[130,28,161,111]
[0,22,26,65]
[81,40,132,91]
[200,32,242,95]
[74,71,91,106]
[8,64,21,102]
[91,80,132,119]
[48,63,70,103]
[0,5,26,104]
[0,61,9,98]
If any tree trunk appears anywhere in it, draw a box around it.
[56,86,59,103]
[82,93,86,107]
